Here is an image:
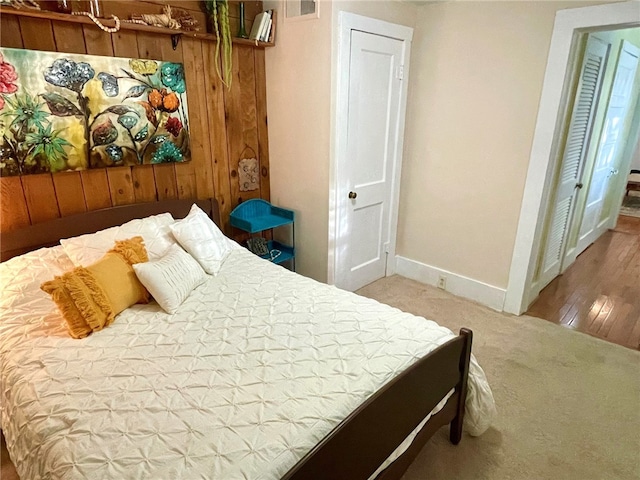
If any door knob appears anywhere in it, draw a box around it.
[348,191,357,199]
[575,183,583,189]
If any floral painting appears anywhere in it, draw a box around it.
[0,47,190,176]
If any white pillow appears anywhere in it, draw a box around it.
[169,204,232,275]
[61,213,176,267]
[133,244,206,314]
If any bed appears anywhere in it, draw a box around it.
[0,198,495,479]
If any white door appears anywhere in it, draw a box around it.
[537,35,610,290]
[575,40,640,255]
[335,25,408,291]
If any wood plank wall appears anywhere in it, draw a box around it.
[0,1,270,235]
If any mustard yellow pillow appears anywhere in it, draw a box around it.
[41,268,113,338]
[41,237,150,339]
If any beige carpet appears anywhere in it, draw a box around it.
[3,276,639,479]
[357,275,640,480]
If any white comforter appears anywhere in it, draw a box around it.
[0,245,495,480]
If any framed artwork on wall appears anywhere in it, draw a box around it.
[0,47,191,176]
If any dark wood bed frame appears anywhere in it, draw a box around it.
[0,198,472,480]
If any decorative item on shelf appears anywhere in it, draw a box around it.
[130,6,180,29]
[71,12,120,33]
[88,0,100,17]
[56,0,70,13]
[204,0,232,89]
[2,0,40,9]
[237,2,249,39]
[71,10,120,33]
[172,7,199,31]
[0,47,191,177]
[69,0,120,33]
[246,237,269,256]
[128,5,199,32]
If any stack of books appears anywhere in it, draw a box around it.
[249,9,274,42]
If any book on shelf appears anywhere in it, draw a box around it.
[260,18,272,42]
[249,10,271,41]
[264,10,276,43]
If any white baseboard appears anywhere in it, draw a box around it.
[394,256,506,311]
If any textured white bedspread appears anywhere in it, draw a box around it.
[0,245,495,480]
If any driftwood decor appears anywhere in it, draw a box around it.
[129,5,199,31]
[0,47,191,176]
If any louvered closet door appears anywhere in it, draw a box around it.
[537,36,610,290]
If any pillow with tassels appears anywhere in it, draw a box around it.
[41,236,150,339]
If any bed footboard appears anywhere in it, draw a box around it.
[282,328,473,480]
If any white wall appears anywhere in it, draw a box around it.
[398,0,612,291]
[264,0,333,282]
[330,0,418,27]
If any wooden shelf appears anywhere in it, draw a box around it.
[233,37,274,48]
[0,6,275,48]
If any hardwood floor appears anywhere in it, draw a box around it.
[526,215,640,350]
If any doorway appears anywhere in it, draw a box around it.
[504,1,640,315]
[329,12,413,291]
[534,28,640,297]
[575,39,640,252]
[534,33,611,292]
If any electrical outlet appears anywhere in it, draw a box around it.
[437,275,447,290]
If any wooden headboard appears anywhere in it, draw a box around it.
[0,198,220,261]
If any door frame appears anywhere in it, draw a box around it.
[504,1,640,314]
[327,12,413,286]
